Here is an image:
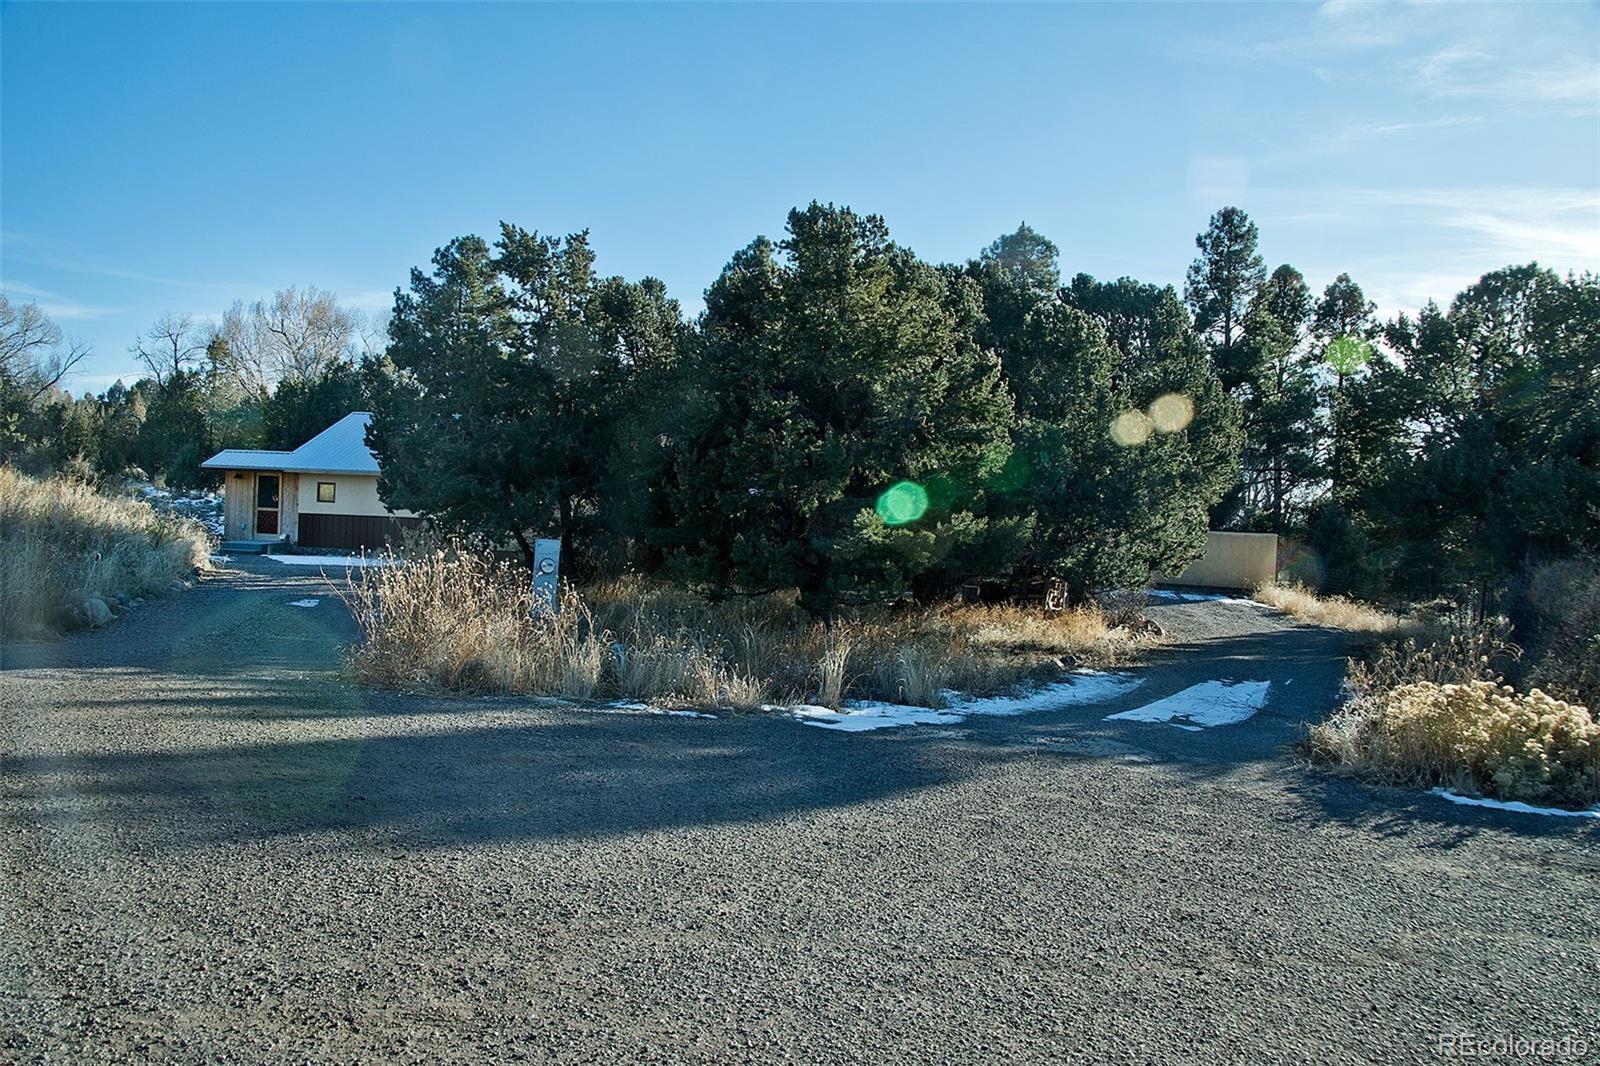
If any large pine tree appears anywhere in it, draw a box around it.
[963,226,1241,601]
[368,226,683,571]
[662,204,1013,617]
[1184,206,1267,387]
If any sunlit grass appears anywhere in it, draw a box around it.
[0,466,210,637]
[340,548,1158,709]
[1254,581,1421,637]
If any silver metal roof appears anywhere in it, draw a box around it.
[202,448,294,472]
[202,412,380,475]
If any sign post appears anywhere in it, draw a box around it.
[532,537,561,616]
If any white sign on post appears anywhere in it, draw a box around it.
[532,537,561,616]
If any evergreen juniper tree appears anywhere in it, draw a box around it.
[662,204,1013,617]
[368,226,683,572]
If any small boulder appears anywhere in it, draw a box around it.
[76,597,113,628]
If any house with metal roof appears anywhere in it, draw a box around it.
[201,412,419,551]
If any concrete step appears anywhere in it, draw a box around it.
[219,541,283,555]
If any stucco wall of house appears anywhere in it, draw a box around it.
[1155,532,1279,591]
[296,474,416,519]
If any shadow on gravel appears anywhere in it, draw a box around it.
[1277,768,1599,844]
[0,564,358,676]
[1,714,975,850]
[1144,627,1350,679]
[21,561,1495,854]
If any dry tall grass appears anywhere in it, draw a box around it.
[1254,581,1419,637]
[1309,680,1599,808]
[0,467,210,637]
[1308,613,1600,808]
[341,547,1156,709]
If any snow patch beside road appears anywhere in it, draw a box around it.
[604,702,717,720]
[1144,589,1264,607]
[268,555,390,568]
[1105,679,1272,729]
[785,671,1144,733]
[1429,788,1600,819]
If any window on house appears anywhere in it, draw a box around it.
[317,481,336,503]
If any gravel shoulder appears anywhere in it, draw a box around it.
[2,562,1596,1063]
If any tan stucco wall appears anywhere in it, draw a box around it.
[1156,532,1279,591]
[296,474,416,519]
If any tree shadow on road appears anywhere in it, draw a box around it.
[3,709,972,850]
[1274,765,1598,848]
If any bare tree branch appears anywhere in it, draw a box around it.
[215,286,357,399]
[130,312,206,387]
[0,295,92,399]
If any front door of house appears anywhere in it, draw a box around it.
[255,474,280,536]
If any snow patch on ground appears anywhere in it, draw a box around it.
[287,599,320,608]
[267,554,390,568]
[135,483,225,537]
[604,702,716,719]
[1105,679,1272,729]
[788,702,954,732]
[1144,588,1264,607]
[783,671,1145,733]
[1429,788,1600,819]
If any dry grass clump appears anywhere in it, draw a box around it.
[1309,681,1599,809]
[342,548,1155,710]
[1309,615,1600,808]
[943,600,1146,665]
[0,466,210,638]
[1254,581,1419,637]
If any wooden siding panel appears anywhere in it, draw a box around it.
[280,473,300,542]
[223,472,254,540]
[298,513,422,551]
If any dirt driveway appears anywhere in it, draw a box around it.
[2,561,1596,1063]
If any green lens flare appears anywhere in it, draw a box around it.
[1324,335,1373,376]
[875,480,930,526]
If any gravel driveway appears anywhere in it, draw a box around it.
[2,561,1596,1063]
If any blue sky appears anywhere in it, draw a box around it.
[4,1,1597,393]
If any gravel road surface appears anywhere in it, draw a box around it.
[2,561,1596,1063]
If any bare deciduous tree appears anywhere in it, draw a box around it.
[351,307,392,360]
[0,295,90,400]
[130,311,207,387]
[215,286,356,399]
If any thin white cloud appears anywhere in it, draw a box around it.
[2,246,252,293]
[0,280,120,320]
[1415,48,1600,106]
[336,288,396,312]
[1361,186,1600,265]
[1237,0,1599,115]
[1358,268,1486,321]
[1186,156,1250,206]
[1250,183,1599,320]
[1265,114,1481,162]
[65,370,144,396]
